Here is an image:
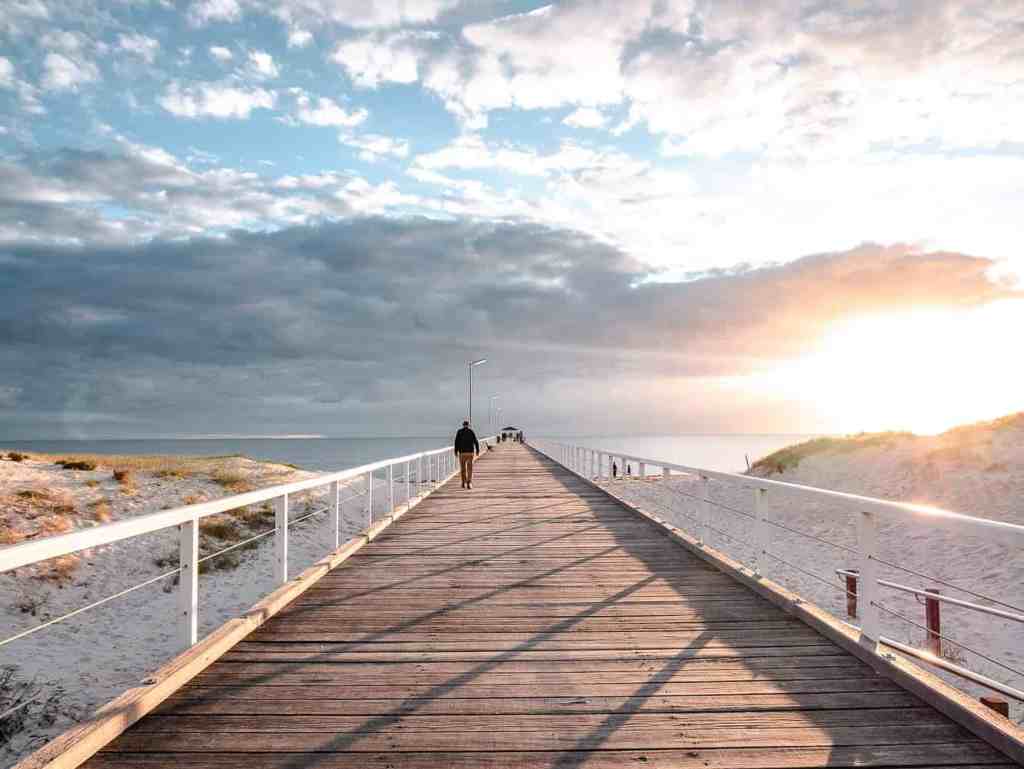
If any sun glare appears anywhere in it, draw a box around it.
[736,300,1024,435]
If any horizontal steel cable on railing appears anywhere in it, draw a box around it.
[760,517,858,554]
[0,491,373,650]
[873,601,1024,680]
[763,550,859,600]
[0,567,181,649]
[871,555,1024,615]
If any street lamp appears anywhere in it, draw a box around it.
[489,394,500,426]
[468,358,487,424]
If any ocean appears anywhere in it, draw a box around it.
[0,434,817,474]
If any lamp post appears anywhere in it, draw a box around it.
[468,358,487,424]
[489,394,500,426]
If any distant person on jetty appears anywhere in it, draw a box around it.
[454,420,480,489]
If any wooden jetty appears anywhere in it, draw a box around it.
[66,444,1020,767]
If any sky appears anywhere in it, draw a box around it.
[1,0,1023,439]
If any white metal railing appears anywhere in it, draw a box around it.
[532,439,1024,705]
[0,438,493,651]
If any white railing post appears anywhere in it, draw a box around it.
[177,518,198,649]
[697,475,710,546]
[639,462,646,479]
[405,460,411,506]
[387,463,394,513]
[663,466,670,480]
[328,480,341,550]
[274,493,289,584]
[418,454,424,494]
[365,471,374,524]
[752,487,768,576]
[858,510,880,642]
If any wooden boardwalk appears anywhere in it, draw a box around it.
[85,443,1015,768]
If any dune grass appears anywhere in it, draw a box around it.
[750,432,914,476]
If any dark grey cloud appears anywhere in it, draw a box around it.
[0,212,1016,437]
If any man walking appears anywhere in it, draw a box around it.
[454,420,480,489]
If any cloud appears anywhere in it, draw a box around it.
[331,30,435,88]
[287,28,313,47]
[563,107,607,128]
[0,145,423,245]
[333,1,1024,154]
[209,45,233,61]
[0,57,14,88]
[0,220,1015,437]
[290,92,367,127]
[340,132,410,162]
[40,51,100,91]
[247,50,279,78]
[187,0,242,26]
[159,80,276,119]
[117,33,160,64]
[262,0,460,30]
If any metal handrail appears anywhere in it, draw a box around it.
[533,438,1024,703]
[0,436,495,649]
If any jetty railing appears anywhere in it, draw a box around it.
[532,439,1024,707]
[0,438,493,651]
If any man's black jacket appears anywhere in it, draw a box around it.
[454,427,480,454]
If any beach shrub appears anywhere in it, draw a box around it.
[199,551,241,574]
[84,480,100,488]
[35,555,79,584]
[6,452,27,462]
[59,461,96,471]
[210,469,253,494]
[88,500,112,523]
[112,469,131,483]
[0,667,81,752]
[200,516,241,540]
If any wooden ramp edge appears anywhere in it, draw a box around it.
[11,459,473,769]
[569,445,1024,766]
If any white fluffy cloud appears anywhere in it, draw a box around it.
[262,0,459,30]
[563,107,607,129]
[340,132,410,162]
[40,52,100,91]
[118,33,160,64]
[291,93,367,127]
[209,45,233,61]
[247,50,279,78]
[159,81,276,119]
[0,57,14,89]
[331,31,434,88]
[188,0,242,26]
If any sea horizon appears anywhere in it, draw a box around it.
[1,433,822,474]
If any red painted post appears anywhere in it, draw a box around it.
[845,570,858,618]
[925,588,941,655]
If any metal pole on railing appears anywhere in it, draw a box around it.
[365,471,374,525]
[926,588,942,655]
[752,487,767,576]
[639,462,646,479]
[387,463,394,513]
[328,480,341,549]
[697,475,709,546]
[858,511,880,642]
[406,460,411,505]
[178,518,198,649]
[274,493,289,584]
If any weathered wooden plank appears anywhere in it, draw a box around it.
[84,749,1015,769]
[154,691,921,716]
[104,723,976,751]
